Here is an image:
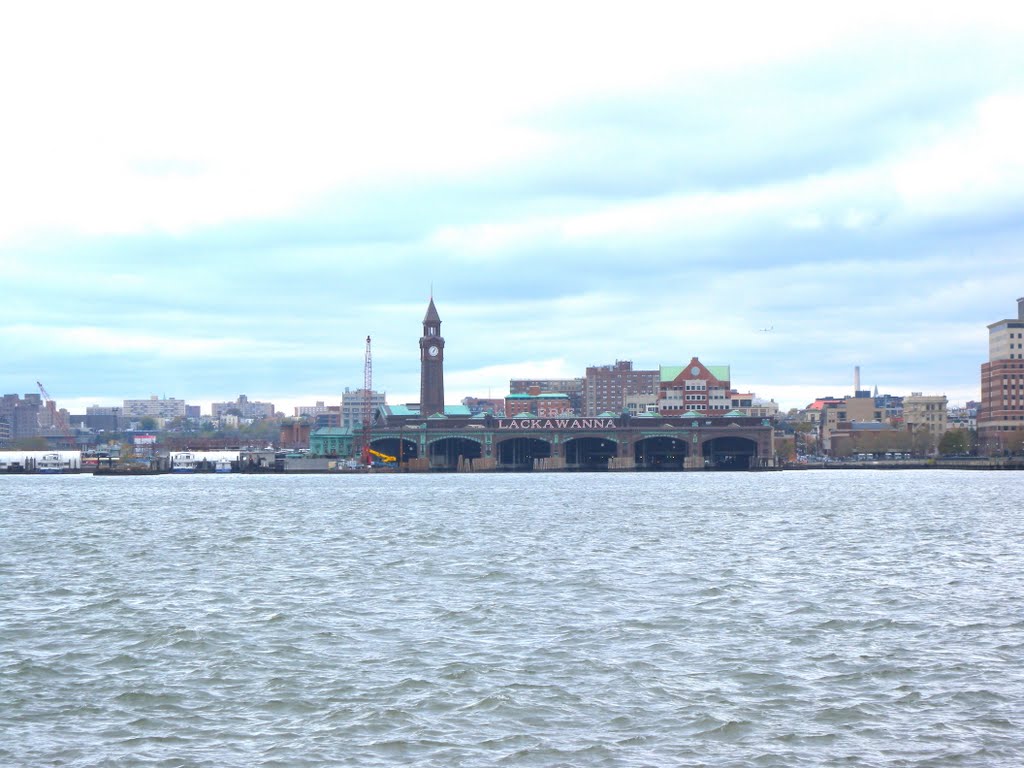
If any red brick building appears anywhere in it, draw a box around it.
[659,358,732,415]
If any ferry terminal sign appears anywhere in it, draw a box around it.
[497,418,619,430]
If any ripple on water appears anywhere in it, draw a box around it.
[1,471,1023,766]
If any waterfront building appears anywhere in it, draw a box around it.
[123,396,187,421]
[658,359,732,415]
[584,361,658,416]
[902,393,949,443]
[211,394,276,420]
[511,378,584,414]
[309,426,357,457]
[363,300,776,471]
[978,297,1024,454]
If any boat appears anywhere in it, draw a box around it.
[170,452,199,473]
[37,453,67,473]
[215,458,232,473]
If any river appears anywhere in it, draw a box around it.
[1,471,1021,766]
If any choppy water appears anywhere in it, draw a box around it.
[1,471,1022,767]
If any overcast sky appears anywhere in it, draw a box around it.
[3,2,1023,415]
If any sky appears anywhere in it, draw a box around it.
[3,2,1024,415]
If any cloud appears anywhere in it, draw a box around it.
[3,4,1024,414]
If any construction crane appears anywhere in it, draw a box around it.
[361,335,373,464]
[36,380,75,448]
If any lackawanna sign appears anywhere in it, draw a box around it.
[497,418,619,430]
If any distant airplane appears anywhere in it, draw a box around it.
[759,325,774,332]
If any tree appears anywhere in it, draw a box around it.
[938,429,970,456]
[139,417,157,431]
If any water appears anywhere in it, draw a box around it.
[1,471,1022,767]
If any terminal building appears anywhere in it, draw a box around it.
[359,299,777,471]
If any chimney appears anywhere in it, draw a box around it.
[854,365,861,393]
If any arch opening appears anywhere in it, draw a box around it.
[428,437,482,471]
[496,437,552,471]
[634,436,690,470]
[564,437,618,470]
[702,436,758,470]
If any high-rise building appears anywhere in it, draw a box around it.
[978,297,1024,454]
[584,361,658,416]
[341,389,386,429]
[0,393,42,441]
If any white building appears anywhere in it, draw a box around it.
[211,394,276,420]
[123,396,186,420]
[341,388,386,430]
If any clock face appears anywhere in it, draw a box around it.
[428,345,439,357]
[690,366,700,376]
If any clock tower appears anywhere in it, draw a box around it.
[419,297,445,417]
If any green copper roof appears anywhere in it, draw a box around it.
[660,363,730,383]
[513,411,535,418]
[311,427,355,436]
[708,365,730,381]
[681,410,704,418]
[597,411,620,418]
[724,409,746,417]
[427,412,449,420]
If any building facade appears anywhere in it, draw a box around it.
[902,393,949,442]
[979,298,1024,454]
[211,394,276,420]
[0,393,42,442]
[659,359,732,415]
[341,389,387,430]
[511,378,584,414]
[505,389,572,418]
[123,396,187,421]
[584,361,658,416]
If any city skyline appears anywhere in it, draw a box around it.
[3,5,1023,414]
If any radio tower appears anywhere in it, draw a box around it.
[361,335,372,464]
